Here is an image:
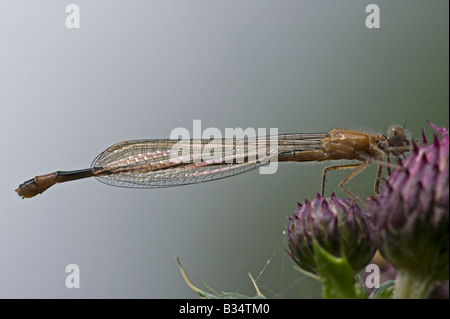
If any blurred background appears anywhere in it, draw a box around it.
[0,0,448,298]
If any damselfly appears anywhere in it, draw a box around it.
[15,126,411,199]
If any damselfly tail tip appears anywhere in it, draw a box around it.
[15,184,35,199]
[15,179,43,199]
[15,189,22,199]
[15,187,25,199]
[15,173,58,199]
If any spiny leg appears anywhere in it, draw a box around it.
[321,162,370,209]
[360,156,404,194]
[373,150,394,193]
[374,163,384,194]
[373,142,412,176]
[366,144,398,193]
[386,152,392,176]
[321,163,364,197]
[338,162,370,202]
[366,144,392,193]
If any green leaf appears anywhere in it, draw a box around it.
[312,240,366,299]
[176,257,266,299]
[369,280,395,299]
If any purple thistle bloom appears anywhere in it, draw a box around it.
[287,193,375,275]
[369,122,449,294]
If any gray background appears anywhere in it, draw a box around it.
[0,1,448,298]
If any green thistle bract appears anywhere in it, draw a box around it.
[287,193,375,276]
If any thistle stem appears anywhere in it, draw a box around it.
[393,269,434,299]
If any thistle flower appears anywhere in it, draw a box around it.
[369,122,449,298]
[287,193,375,276]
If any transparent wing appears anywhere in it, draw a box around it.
[91,134,326,189]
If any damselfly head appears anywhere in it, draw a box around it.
[387,125,410,148]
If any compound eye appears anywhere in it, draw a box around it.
[387,125,408,147]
